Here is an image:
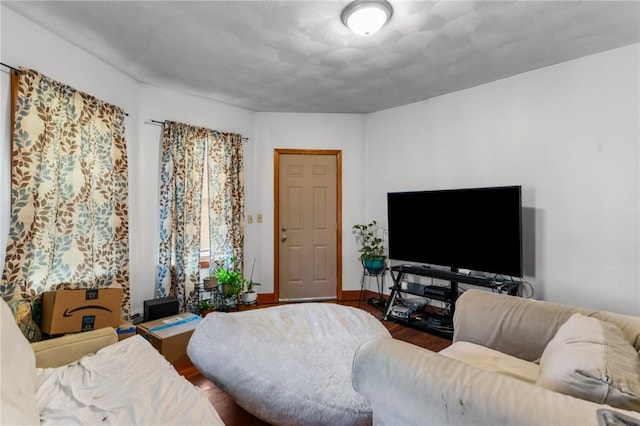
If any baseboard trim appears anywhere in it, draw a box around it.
[258,290,385,304]
[257,293,276,305]
[341,290,363,301]
[341,290,385,302]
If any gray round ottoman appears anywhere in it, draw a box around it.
[187,303,391,426]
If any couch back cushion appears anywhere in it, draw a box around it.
[1,299,40,425]
[453,290,640,362]
[537,313,640,411]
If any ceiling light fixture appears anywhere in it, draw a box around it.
[341,0,393,36]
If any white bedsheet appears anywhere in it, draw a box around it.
[36,335,224,425]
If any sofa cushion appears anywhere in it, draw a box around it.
[440,341,539,384]
[1,299,41,425]
[537,313,640,411]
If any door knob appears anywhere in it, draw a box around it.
[281,234,287,243]
[281,226,287,232]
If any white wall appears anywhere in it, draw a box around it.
[0,6,254,315]
[365,44,640,315]
[252,113,366,294]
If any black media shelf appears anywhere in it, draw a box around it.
[389,264,495,287]
[383,264,498,339]
[389,311,454,339]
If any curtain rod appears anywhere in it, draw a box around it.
[1,62,130,117]
[150,119,248,142]
[0,62,19,72]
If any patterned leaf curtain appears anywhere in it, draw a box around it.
[208,132,245,271]
[156,121,244,312]
[1,68,131,320]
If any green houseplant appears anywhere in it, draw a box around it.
[352,220,386,274]
[241,259,260,305]
[241,279,261,304]
[198,298,215,317]
[215,258,243,306]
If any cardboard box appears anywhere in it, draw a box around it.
[136,313,201,365]
[116,323,136,340]
[41,288,123,335]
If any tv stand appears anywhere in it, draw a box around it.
[383,264,498,339]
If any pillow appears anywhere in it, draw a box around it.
[1,299,41,425]
[537,313,640,411]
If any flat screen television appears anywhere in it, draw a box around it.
[387,186,523,277]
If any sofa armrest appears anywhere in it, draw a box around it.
[31,327,118,368]
[352,338,640,426]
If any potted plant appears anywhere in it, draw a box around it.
[241,258,260,305]
[215,258,243,306]
[241,279,261,304]
[198,298,215,317]
[352,220,386,274]
[203,262,221,290]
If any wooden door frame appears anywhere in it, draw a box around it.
[274,149,343,301]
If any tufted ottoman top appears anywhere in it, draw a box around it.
[187,303,391,426]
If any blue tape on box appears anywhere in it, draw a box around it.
[117,325,136,334]
[148,315,200,333]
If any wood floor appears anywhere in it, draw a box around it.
[175,298,451,426]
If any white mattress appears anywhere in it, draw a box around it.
[35,335,224,425]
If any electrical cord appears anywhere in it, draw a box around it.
[519,279,535,298]
[487,274,534,298]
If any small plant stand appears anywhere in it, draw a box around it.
[193,282,224,315]
[359,263,386,312]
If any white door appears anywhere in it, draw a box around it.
[276,151,340,301]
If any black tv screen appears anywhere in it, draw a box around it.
[387,186,523,277]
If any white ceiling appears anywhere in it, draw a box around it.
[4,1,639,113]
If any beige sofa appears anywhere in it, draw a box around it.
[0,299,224,425]
[353,289,640,426]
